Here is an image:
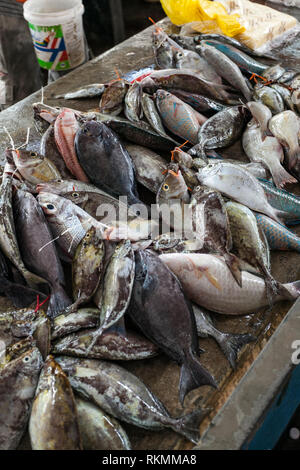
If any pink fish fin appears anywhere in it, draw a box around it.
[271,164,297,189]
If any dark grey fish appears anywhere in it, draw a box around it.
[29,356,82,450]
[52,326,159,360]
[141,92,175,140]
[127,249,216,405]
[75,121,141,206]
[0,347,43,450]
[76,398,131,450]
[169,89,228,115]
[192,304,255,368]
[14,190,72,318]
[124,81,143,123]
[56,356,207,444]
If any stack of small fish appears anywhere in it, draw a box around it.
[2,23,300,450]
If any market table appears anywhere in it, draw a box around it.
[1,2,300,451]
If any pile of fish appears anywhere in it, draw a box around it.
[1,23,300,450]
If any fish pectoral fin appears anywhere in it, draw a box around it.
[200,267,222,290]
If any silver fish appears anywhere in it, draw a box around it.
[55,83,105,100]
[269,111,300,176]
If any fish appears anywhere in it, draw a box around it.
[0,337,35,371]
[190,186,242,286]
[33,102,61,134]
[52,326,159,360]
[12,149,61,185]
[263,64,285,82]
[40,124,73,179]
[140,69,230,103]
[169,89,228,116]
[153,30,175,69]
[93,240,135,337]
[125,144,167,193]
[253,85,285,115]
[197,162,286,223]
[51,308,100,340]
[225,201,284,301]
[255,213,300,253]
[258,179,300,225]
[76,398,131,450]
[245,101,272,140]
[29,356,82,450]
[174,48,223,84]
[0,347,43,450]
[192,305,255,368]
[189,106,249,158]
[197,43,252,101]
[55,83,105,100]
[270,84,297,113]
[56,356,207,444]
[75,120,141,206]
[242,121,296,188]
[14,190,72,318]
[104,218,158,242]
[36,179,139,223]
[54,109,89,182]
[128,249,216,404]
[160,253,300,315]
[141,92,174,140]
[124,81,143,123]
[37,192,105,261]
[200,40,268,75]
[152,233,204,254]
[104,115,176,152]
[0,177,45,289]
[268,111,300,178]
[155,89,206,144]
[99,79,129,115]
[70,227,105,312]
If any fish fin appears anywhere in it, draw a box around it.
[171,408,209,445]
[271,208,289,225]
[201,267,222,290]
[47,284,72,318]
[2,279,47,309]
[271,165,297,189]
[277,281,300,301]
[223,252,242,287]
[287,147,300,171]
[179,354,217,405]
[22,269,48,290]
[217,332,256,369]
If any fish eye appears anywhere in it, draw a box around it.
[85,232,91,239]
[23,356,30,362]
[72,192,79,198]
[56,179,63,183]
[177,52,183,58]
[30,152,37,157]
[163,183,169,191]
[46,204,55,210]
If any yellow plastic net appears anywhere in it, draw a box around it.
[160,0,245,37]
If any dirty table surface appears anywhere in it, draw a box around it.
[1,4,300,451]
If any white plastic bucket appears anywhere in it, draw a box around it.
[23,0,85,71]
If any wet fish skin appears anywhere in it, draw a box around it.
[174,48,222,84]
[56,356,207,444]
[14,190,72,318]
[155,89,205,144]
[200,40,268,75]
[258,179,300,225]
[189,106,249,158]
[270,84,297,113]
[99,79,129,115]
[55,83,105,100]
[152,29,179,69]
[75,120,141,206]
[0,347,43,450]
[141,92,175,141]
[52,326,159,360]
[268,111,300,178]
[169,89,228,116]
[125,144,167,193]
[51,308,100,340]
[54,109,89,182]
[0,337,35,370]
[76,398,131,450]
[255,213,300,253]
[12,149,61,185]
[197,43,252,101]
[253,85,285,115]
[160,253,299,315]
[245,101,272,140]
[124,81,143,123]
[29,356,82,450]
[71,227,105,312]
[0,177,45,289]
[40,124,73,179]
[192,304,255,368]
[242,121,296,188]
[263,64,285,82]
[128,249,216,404]
[197,162,285,223]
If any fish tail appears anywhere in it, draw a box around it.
[217,332,256,369]
[47,284,72,318]
[280,280,300,301]
[171,408,208,445]
[287,146,300,171]
[271,164,297,189]
[223,252,242,287]
[269,207,288,225]
[179,353,217,405]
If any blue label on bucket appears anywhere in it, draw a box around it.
[29,23,71,70]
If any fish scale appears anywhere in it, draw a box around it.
[255,213,300,253]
